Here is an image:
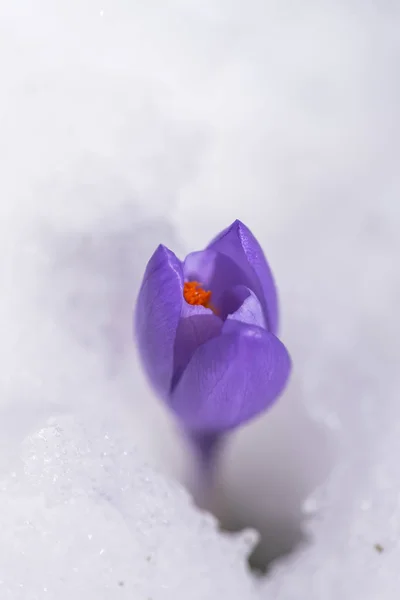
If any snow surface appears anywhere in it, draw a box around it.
[0,415,258,599]
[1,1,400,598]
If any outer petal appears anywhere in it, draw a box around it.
[135,244,183,398]
[172,302,222,389]
[208,220,279,333]
[169,320,291,433]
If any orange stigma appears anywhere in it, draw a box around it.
[183,281,212,308]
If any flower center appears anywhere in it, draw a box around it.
[183,281,212,308]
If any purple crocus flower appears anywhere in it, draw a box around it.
[135,220,291,445]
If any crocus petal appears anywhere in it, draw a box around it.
[207,220,279,333]
[170,319,291,433]
[183,250,219,287]
[226,286,267,329]
[135,244,183,398]
[183,249,254,317]
[172,302,222,389]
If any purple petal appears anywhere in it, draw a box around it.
[172,302,222,389]
[208,220,279,333]
[183,250,219,287]
[170,320,291,433]
[226,286,267,329]
[135,244,183,398]
[183,250,255,318]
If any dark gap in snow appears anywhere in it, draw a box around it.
[221,514,307,573]
[187,385,335,573]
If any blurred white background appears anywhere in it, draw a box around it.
[1,1,400,598]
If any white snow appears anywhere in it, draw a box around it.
[1,1,400,598]
[0,415,258,600]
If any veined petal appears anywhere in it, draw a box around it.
[208,220,279,333]
[169,320,291,432]
[226,286,267,329]
[135,244,183,398]
[183,250,255,319]
[172,302,222,390]
[183,250,219,287]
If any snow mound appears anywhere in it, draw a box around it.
[0,415,258,600]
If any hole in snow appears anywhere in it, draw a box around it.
[186,378,335,573]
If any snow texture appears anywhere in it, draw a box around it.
[0,415,258,599]
[1,0,400,598]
